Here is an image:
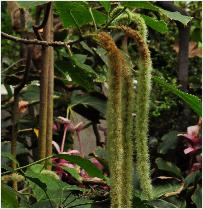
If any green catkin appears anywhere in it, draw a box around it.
[98,32,124,208]
[120,53,135,207]
[121,25,153,200]
[110,7,147,41]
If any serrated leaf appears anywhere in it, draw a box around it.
[191,185,202,208]
[158,131,178,154]
[1,184,19,208]
[153,76,202,116]
[141,15,168,34]
[156,158,182,178]
[56,154,106,181]
[160,8,193,26]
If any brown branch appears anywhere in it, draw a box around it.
[1,31,81,47]
[45,3,54,170]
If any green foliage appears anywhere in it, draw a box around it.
[148,199,177,208]
[141,15,168,34]
[61,166,82,183]
[100,1,111,13]
[153,76,202,116]
[184,171,201,187]
[1,184,19,208]
[18,1,47,9]
[56,154,108,182]
[155,158,182,178]
[191,185,202,208]
[121,1,193,25]
[153,182,183,199]
[54,2,107,28]
[158,131,178,154]
[69,91,106,117]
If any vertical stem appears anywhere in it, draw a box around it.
[39,4,51,160]
[76,131,83,156]
[11,93,19,190]
[45,3,54,170]
[61,126,68,153]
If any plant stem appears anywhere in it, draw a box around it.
[45,2,54,170]
[61,126,68,152]
[1,155,53,176]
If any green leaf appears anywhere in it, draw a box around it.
[153,76,202,116]
[158,131,178,154]
[1,152,19,166]
[61,166,83,183]
[153,182,183,199]
[155,158,182,178]
[25,164,84,202]
[55,59,95,91]
[21,84,40,103]
[70,92,107,116]
[184,171,201,187]
[122,1,159,11]
[149,199,177,208]
[141,15,168,34]
[56,154,106,180]
[54,2,107,28]
[191,185,202,208]
[165,196,186,208]
[121,2,192,25]
[160,8,193,26]
[100,1,111,13]
[1,184,19,208]
[18,1,47,9]
[71,55,97,75]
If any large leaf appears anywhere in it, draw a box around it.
[122,1,159,11]
[148,199,177,208]
[21,84,40,103]
[55,59,95,91]
[1,152,19,166]
[1,184,19,208]
[153,182,183,199]
[191,185,202,208]
[155,158,182,178]
[25,164,84,204]
[158,131,178,154]
[153,76,202,116]
[121,2,192,25]
[160,8,193,26]
[56,154,107,181]
[54,2,107,28]
[184,171,201,187]
[100,1,111,13]
[141,15,168,34]
[70,92,107,116]
[61,166,82,183]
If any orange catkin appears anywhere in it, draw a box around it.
[98,32,124,208]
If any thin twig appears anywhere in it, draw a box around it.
[1,32,81,47]
[1,155,53,176]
